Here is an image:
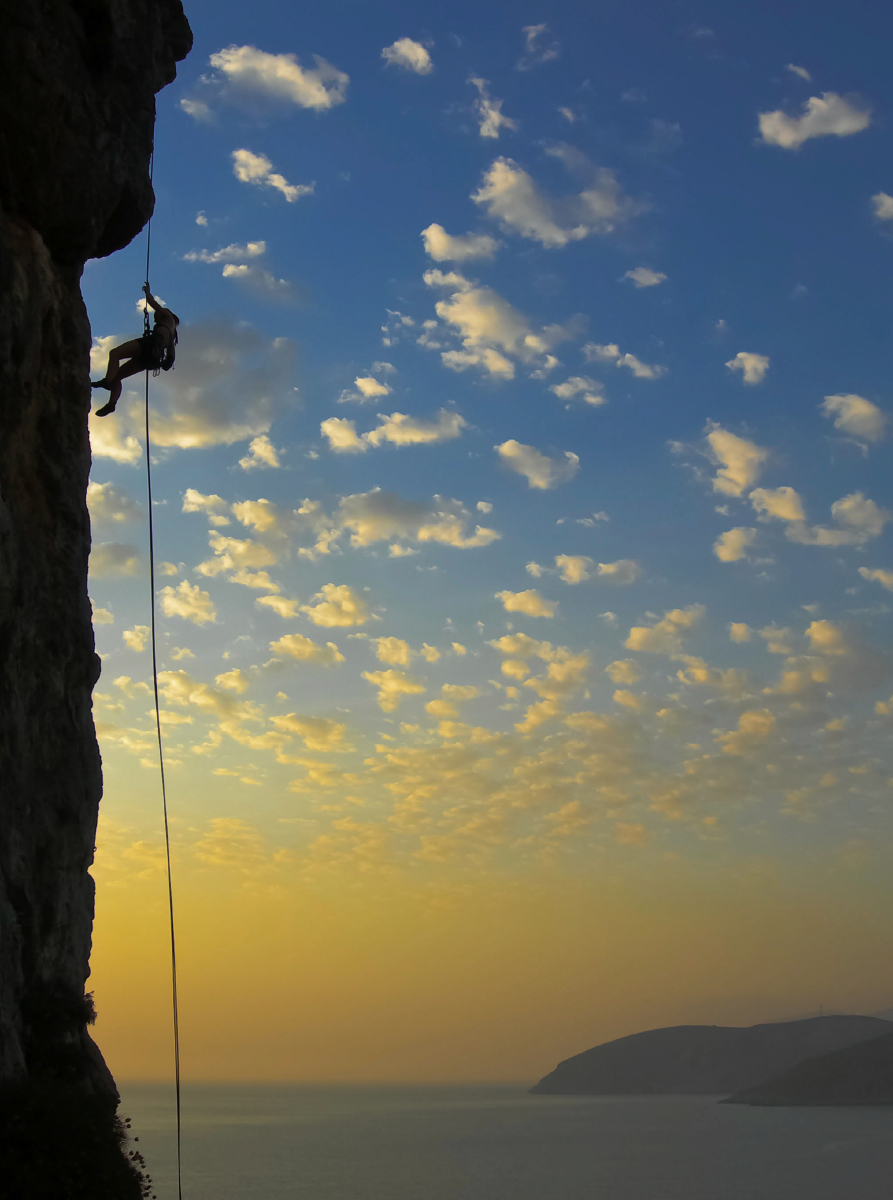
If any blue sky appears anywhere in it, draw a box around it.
[84,0,893,1080]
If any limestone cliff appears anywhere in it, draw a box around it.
[0,1,191,1193]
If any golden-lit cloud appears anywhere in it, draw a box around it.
[758,92,871,149]
[421,224,498,262]
[725,352,769,384]
[301,584,371,627]
[269,633,346,665]
[361,669,427,711]
[495,589,558,618]
[159,580,217,624]
[496,440,579,489]
[382,38,432,74]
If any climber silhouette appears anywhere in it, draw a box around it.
[92,283,179,416]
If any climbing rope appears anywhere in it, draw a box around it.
[143,148,184,1200]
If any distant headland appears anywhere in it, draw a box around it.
[530,1015,893,1105]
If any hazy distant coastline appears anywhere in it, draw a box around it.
[531,1015,892,1104]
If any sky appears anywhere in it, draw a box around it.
[83,0,893,1084]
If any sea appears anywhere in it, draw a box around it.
[119,1083,893,1200]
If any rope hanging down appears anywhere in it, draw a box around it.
[143,148,184,1200]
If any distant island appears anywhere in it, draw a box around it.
[530,1015,892,1102]
[722,1028,893,1106]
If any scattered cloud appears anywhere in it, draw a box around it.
[495,589,557,618]
[159,580,217,624]
[421,224,498,262]
[269,633,345,666]
[726,351,769,384]
[621,267,666,288]
[423,268,575,379]
[182,45,349,119]
[496,440,579,489]
[584,342,667,379]
[122,625,150,652]
[381,38,432,74]
[555,555,593,584]
[516,23,560,70]
[872,193,893,221]
[322,410,467,453]
[468,77,518,139]
[361,669,426,711]
[87,481,143,525]
[232,149,314,202]
[301,584,370,627]
[785,64,812,82]
[626,605,704,655]
[90,542,141,578]
[821,394,887,443]
[221,263,295,303]
[184,241,266,265]
[597,559,642,584]
[758,93,871,150]
[549,376,606,406]
[705,424,769,496]
[238,434,281,470]
[472,148,643,247]
[859,567,893,592]
[714,527,757,563]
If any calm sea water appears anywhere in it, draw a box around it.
[118,1083,893,1200]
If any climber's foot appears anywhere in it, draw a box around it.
[94,400,117,417]
[91,379,110,389]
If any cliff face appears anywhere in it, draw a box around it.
[0,1,191,1192]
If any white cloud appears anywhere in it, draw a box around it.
[495,589,557,619]
[750,486,806,522]
[184,241,266,264]
[555,555,593,584]
[859,567,893,592]
[238,434,281,470]
[195,211,208,226]
[182,489,231,526]
[221,264,295,303]
[337,374,393,405]
[186,45,349,115]
[472,149,642,247]
[159,580,217,624]
[785,492,892,546]
[872,193,893,221]
[583,342,667,379]
[381,38,432,74]
[87,481,143,524]
[549,376,606,406]
[726,351,770,384]
[301,583,370,627]
[322,410,467,453]
[215,668,250,693]
[758,92,871,150]
[626,605,704,655]
[821,394,887,443]
[361,669,426,712]
[320,417,366,454]
[269,633,345,666]
[713,527,757,563]
[469,77,518,139]
[90,542,141,578]
[605,659,641,684]
[89,401,143,464]
[337,489,500,551]
[705,424,769,496]
[365,410,467,448]
[516,23,560,70]
[496,440,579,489]
[785,64,812,82]
[92,607,114,625]
[122,625,150,652]
[621,267,666,288]
[232,149,314,202]
[421,224,498,262]
[596,559,642,584]
[424,269,573,379]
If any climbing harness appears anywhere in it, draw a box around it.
[142,148,184,1200]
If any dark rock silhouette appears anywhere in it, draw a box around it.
[0,2,190,1195]
[722,1028,893,1106]
[530,1016,892,1095]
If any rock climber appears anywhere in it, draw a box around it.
[91,283,178,416]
